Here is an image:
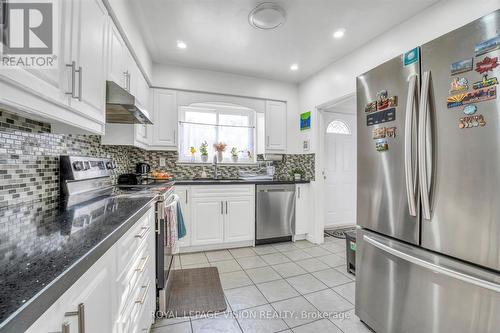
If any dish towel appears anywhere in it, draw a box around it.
[177,201,186,239]
[165,204,177,249]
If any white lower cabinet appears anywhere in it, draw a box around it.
[177,185,255,251]
[191,197,225,246]
[294,184,310,236]
[25,207,156,333]
[225,197,255,243]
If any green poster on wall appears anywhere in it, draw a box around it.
[300,111,311,131]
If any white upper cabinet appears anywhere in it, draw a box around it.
[107,22,128,89]
[68,0,108,124]
[152,89,178,150]
[265,100,287,152]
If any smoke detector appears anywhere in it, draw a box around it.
[249,2,286,30]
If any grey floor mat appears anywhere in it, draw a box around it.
[166,267,227,317]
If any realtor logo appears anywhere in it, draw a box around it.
[1,0,57,68]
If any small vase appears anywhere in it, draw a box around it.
[231,155,238,163]
[217,151,223,162]
[201,154,208,163]
[190,154,195,162]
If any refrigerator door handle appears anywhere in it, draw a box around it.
[404,74,418,217]
[363,234,500,293]
[418,71,432,220]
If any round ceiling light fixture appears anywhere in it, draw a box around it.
[249,2,287,30]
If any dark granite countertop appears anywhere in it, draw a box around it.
[174,178,311,185]
[0,192,158,333]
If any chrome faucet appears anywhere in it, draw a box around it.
[212,154,219,179]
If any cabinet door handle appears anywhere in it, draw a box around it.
[136,281,151,304]
[76,66,82,101]
[135,226,151,238]
[65,303,85,333]
[65,61,76,98]
[185,189,188,205]
[62,322,70,333]
[225,201,228,214]
[221,201,223,214]
[136,255,150,272]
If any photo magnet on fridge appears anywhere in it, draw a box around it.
[403,47,419,67]
[475,56,499,74]
[375,139,389,152]
[473,74,498,90]
[450,58,473,75]
[475,35,500,57]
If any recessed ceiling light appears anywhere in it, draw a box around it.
[177,40,187,49]
[333,29,345,39]
[290,64,298,71]
[249,2,287,30]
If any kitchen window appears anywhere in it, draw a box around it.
[178,103,257,163]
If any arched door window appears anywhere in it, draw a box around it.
[326,120,351,135]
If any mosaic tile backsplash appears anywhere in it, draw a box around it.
[0,109,314,207]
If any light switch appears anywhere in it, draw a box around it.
[159,157,166,167]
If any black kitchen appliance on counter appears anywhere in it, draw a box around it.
[136,162,151,175]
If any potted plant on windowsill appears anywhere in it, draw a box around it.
[189,146,196,162]
[231,147,239,163]
[291,168,305,181]
[200,141,209,162]
[213,142,227,162]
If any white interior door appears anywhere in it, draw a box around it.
[324,112,356,228]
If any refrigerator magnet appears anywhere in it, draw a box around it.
[386,127,397,138]
[376,91,397,111]
[450,58,473,75]
[475,56,499,74]
[375,139,389,152]
[447,93,467,108]
[372,127,386,139]
[365,101,377,113]
[462,86,497,105]
[403,47,419,67]
[463,105,477,115]
[474,35,500,57]
[449,77,469,94]
[473,74,498,90]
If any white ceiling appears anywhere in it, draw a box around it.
[131,0,439,83]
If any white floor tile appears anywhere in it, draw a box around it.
[236,304,288,333]
[205,250,233,262]
[295,258,329,273]
[333,282,356,304]
[291,319,342,333]
[245,266,282,284]
[210,259,242,273]
[329,309,373,333]
[293,240,317,249]
[253,245,278,255]
[304,289,353,314]
[286,274,328,295]
[191,315,241,333]
[317,254,345,268]
[225,285,268,311]
[272,262,307,278]
[230,247,257,258]
[312,268,352,288]
[180,252,208,266]
[152,321,192,333]
[334,266,355,281]
[182,263,211,270]
[271,296,318,328]
[260,252,291,265]
[220,271,253,290]
[236,256,268,269]
[273,242,299,252]
[301,247,331,258]
[256,279,299,302]
[282,250,312,261]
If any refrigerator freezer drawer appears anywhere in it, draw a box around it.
[356,228,500,333]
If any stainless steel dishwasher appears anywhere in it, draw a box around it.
[256,184,296,245]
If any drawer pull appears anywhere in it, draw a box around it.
[135,255,150,272]
[65,303,85,333]
[136,281,151,305]
[135,226,151,239]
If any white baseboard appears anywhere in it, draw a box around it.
[178,240,254,253]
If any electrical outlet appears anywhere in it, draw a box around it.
[159,157,166,167]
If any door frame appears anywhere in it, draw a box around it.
[315,92,356,235]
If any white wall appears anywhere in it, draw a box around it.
[152,64,301,153]
[299,0,499,153]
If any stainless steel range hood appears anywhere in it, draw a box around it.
[105,81,153,124]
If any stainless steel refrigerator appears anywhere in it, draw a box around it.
[356,10,500,333]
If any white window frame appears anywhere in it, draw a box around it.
[177,102,258,164]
